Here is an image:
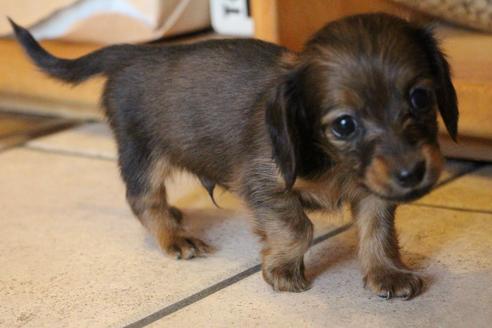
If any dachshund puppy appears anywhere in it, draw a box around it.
[10,13,457,300]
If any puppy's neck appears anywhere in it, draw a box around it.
[293,166,361,211]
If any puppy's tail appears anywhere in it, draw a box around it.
[8,17,139,85]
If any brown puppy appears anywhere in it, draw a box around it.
[10,13,457,299]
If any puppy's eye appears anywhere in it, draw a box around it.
[332,115,357,139]
[409,88,433,112]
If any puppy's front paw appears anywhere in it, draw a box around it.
[262,264,311,293]
[364,268,423,300]
[162,236,213,260]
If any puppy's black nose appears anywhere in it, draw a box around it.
[394,161,426,188]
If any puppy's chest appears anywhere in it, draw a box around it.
[294,175,359,211]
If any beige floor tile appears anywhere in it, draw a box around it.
[26,122,117,160]
[417,164,492,212]
[0,148,340,328]
[157,205,492,328]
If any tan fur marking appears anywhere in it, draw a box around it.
[294,167,359,211]
[128,157,212,259]
[422,143,444,182]
[365,156,391,195]
[280,51,299,68]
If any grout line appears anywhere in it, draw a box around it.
[123,223,353,328]
[123,264,261,328]
[410,203,492,216]
[23,145,116,162]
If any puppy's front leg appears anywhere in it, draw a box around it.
[353,195,423,299]
[249,193,313,292]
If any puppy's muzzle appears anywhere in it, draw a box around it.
[393,160,426,189]
[364,144,443,202]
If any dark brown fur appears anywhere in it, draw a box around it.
[10,13,458,298]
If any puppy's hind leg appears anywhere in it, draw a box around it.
[122,152,212,259]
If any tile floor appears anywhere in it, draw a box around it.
[0,117,491,328]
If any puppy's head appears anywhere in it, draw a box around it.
[266,13,458,202]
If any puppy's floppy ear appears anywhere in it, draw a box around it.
[415,26,459,141]
[265,68,306,190]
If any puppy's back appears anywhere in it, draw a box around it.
[104,39,289,185]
